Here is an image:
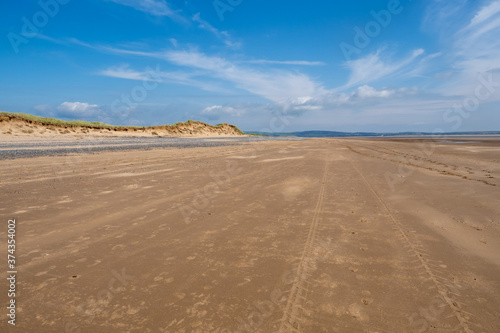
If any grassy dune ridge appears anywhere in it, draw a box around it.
[0,112,244,135]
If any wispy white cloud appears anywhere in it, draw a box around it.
[106,0,186,21]
[33,35,169,59]
[343,48,424,88]
[425,0,500,97]
[31,33,65,44]
[35,34,323,102]
[100,64,230,93]
[422,0,468,36]
[192,13,240,48]
[466,0,500,29]
[169,38,178,48]
[101,65,155,81]
[295,85,418,109]
[163,50,322,102]
[459,15,500,44]
[78,37,431,119]
[245,59,325,66]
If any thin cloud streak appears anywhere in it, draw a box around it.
[106,0,187,22]
[245,60,325,66]
[163,50,321,102]
[466,0,500,29]
[100,65,231,93]
[342,48,425,89]
[192,13,240,48]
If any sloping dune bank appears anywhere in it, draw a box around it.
[0,112,245,138]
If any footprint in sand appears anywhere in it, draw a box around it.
[361,298,374,305]
[154,272,174,284]
[348,303,369,321]
[89,259,102,267]
[112,244,125,250]
[57,196,73,204]
[36,278,58,290]
[154,272,168,282]
[126,306,141,315]
[175,292,186,300]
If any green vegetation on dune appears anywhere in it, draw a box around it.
[0,112,126,129]
[215,123,245,135]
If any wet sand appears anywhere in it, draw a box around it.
[0,137,499,332]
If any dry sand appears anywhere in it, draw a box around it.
[0,137,499,332]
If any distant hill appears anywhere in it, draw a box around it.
[247,130,500,138]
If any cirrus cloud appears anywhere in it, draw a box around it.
[343,48,425,89]
[106,0,184,21]
[164,50,322,102]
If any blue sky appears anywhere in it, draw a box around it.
[1,0,499,132]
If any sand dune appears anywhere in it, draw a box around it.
[0,112,245,138]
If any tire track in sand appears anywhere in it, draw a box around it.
[346,145,497,187]
[278,158,329,332]
[350,161,478,333]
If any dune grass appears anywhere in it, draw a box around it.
[0,112,126,129]
[215,123,245,135]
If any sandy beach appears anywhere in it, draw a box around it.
[0,137,499,332]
